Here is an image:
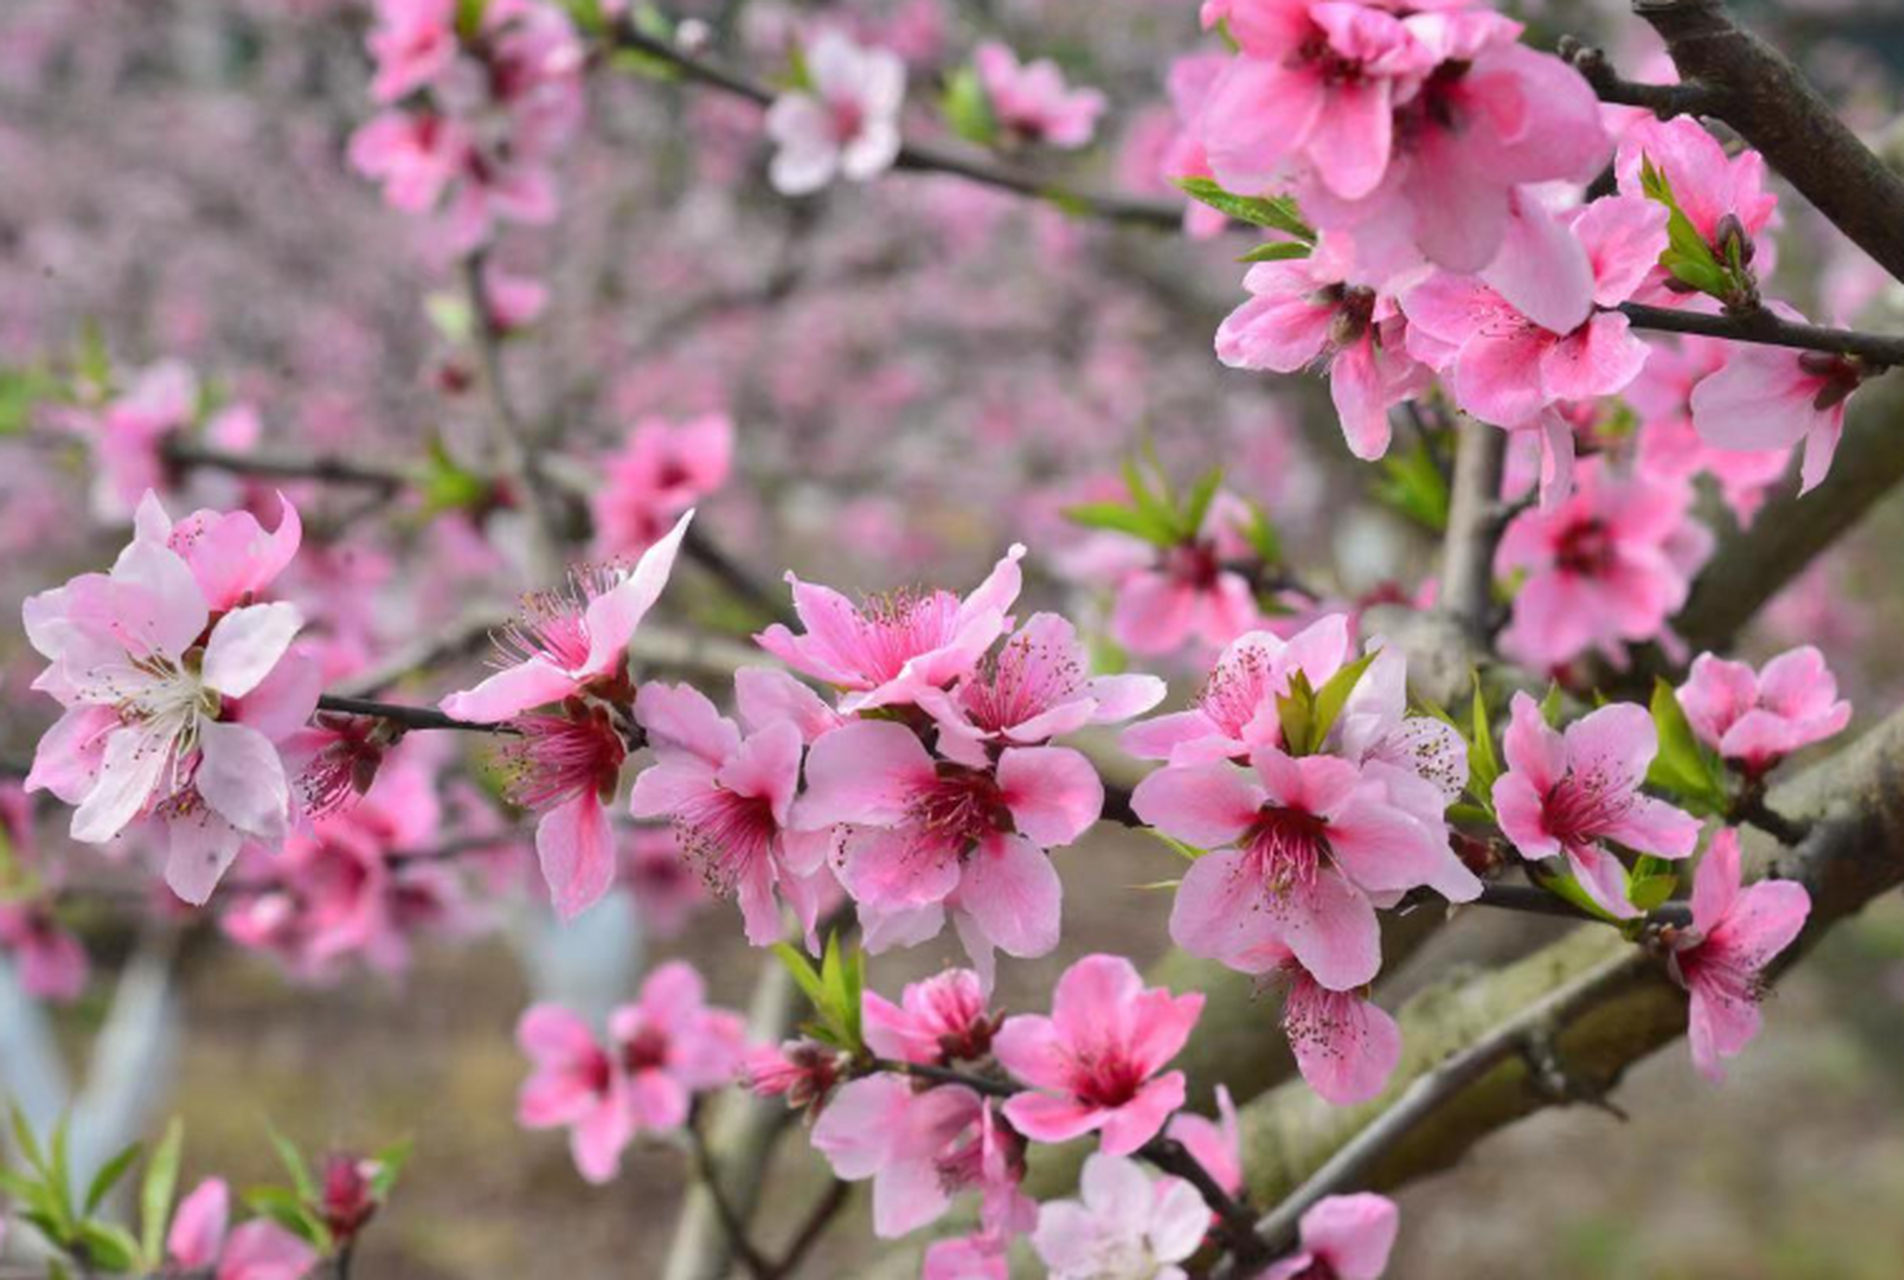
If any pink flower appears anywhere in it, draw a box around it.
[70,360,198,521]
[366,0,458,103]
[1134,748,1459,989]
[1495,460,1712,670]
[992,954,1202,1155]
[1677,648,1852,776]
[1165,1084,1241,1197]
[439,509,692,722]
[766,32,906,195]
[620,826,709,938]
[923,1234,1009,1280]
[591,415,734,559]
[1198,0,1434,201]
[974,42,1106,150]
[499,707,627,921]
[1616,113,1777,301]
[1262,1192,1400,1280]
[348,109,470,214]
[863,967,999,1066]
[133,491,303,614]
[517,964,746,1182]
[1689,303,1872,494]
[743,1039,843,1112]
[515,1004,635,1183]
[1268,944,1403,1105]
[168,1179,318,1280]
[1109,496,1262,657]
[915,612,1165,767]
[1030,1152,1209,1280]
[793,719,1099,982]
[0,904,88,1002]
[1627,334,1790,528]
[1493,693,1702,919]
[1156,53,1232,238]
[23,505,316,903]
[1672,828,1810,1081]
[1122,616,1352,765]
[755,545,1025,714]
[1216,248,1429,461]
[812,1077,1028,1238]
[480,261,549,333]
[628,682,831,946]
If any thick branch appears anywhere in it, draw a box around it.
[1438,417,1508,645]
[1629,0,1904,286]
[1619,302,1904,366]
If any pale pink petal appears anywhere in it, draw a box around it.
[1279,867,1382,992]
[1097,1072,1186,1156]
[201,602,303,699]
[794,722,936,829]
[1131,762,1264,848]
[1001,1090,1102,1146]
[439,659,581,722]
[195,719,290,841]
[538,792,617,921]
[580,509,692,677]
[635,682,742,767]
[1285,977,1400,1106]
[997,747,1103,847]
[955,834,1061,959]
[163,809,246,905]
[168,1179,230,1268]
[1565,843,1640,920]
[1301,1192,1400,1279]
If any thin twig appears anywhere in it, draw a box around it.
[683,1109,776,1280]
[314,693,517,734]
[162,439,412,491]
[764,1177,851,1279]
[1558,36,1719,117]
[682,523,796,627]
[463,253,563,578]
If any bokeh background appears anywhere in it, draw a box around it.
[6,0,1904,1276]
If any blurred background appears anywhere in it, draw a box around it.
[6,0,1904,1276]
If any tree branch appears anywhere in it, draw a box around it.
[1438,416,1509,646]
[161,439,412,491]
[313,693,517,734]
[1559,38,1719,117]
[1619,302,1904,367]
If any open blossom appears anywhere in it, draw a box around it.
[812,1077,1030,1240]
[1263,1193,1400,1280]
[440,510,692,722]
[516,963,746,1182]
[168,1178,318,1280]
[916,612,1165,767]
[1495,460,1712,670]
[1135,746,1465,990]
[349,109,470,215]
[628,682,832,947]
[755,545,1024,714]
[992,954,1203,1155]
[1030,1152,1208,1280]
[793,719,1100,982]
[1109,494,1262,657]
[1493,694,1702,919]
[1627,333,1790,528]
[23,496,314,904]
[1123,616,1352,765]
[1677,648,1852,775]
[0,903,88,1003]
[134,491,304,614]
[1671,828,1810,1081]
[863,967,999,1066]
[365,0,457,103]
[1689,302,1873,494]
[591,414,734,559]
[973,42,1106,150]
[766,31,905,196]
[1197,0,1434,201]
[621,825,711,938]
[1217,242,1429,460]
[63,360,199,520]
[501,706,629,920]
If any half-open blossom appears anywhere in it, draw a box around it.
[973,42,1106,150]
[515,1003,634,1183]
[1677,648,1852,776]
[23,512,314,903]
[1165,1085,1241,1197]
[744,1038,844,1113]
[366,0,458,103]
[1493,694,1702,919]
[0,903,88,1003]
[440,510,692,722]
[1109,495,1262,657]
[1198,0,1433,201]
[1627,333,1790,528]
[1494,460,1711,670]
[1123,616,1352,765]
[992,953,1202,1155]
[1689,302,1873,494]
[1217,246,1429,461]
[863,967,999,1066]
[812,1077,1028,1239]
[1262,1192,1400,1280]
[168,1178,319,1280]
[794,719,1099,982]
[591,414,733,559]
[500,705,628,920]
[766,32,906,196]
[1671,828,1810,1081]
[629,682,831,946]
[1030,1152,1208,1280]
[756,545,1025,713]
[1616,113,1777,302]
[1135,747,1461,989]
[916,612,1165,767]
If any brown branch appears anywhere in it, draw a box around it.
[605,24,1182,230]
[1619,302,1904,367]
[463,253,563,578]
[1438,416,1509,646]
[314,693,518,734]
[764,1177,851,1279]
[1558,36,1720,118]
[683,1106,776,1280]
[1627,0,1904,286]
[162,439,412,491]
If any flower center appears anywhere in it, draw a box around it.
[622,1025,671,1074]
[1554,517,1616,578]
[495,565,623,673]
[1164,539,1222,590]
[502,709,627,813]
[1541,774,1633,848]
[1244,804,1331,895]
[908,765,1012,848]
[674,788,780,896]
[841,589,963,684]
[958,633,1082,734]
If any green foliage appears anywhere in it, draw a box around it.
[942,66,997,147]
[1627,855,1680,913]
[1236,240,1314,264]
[0,366,62,437]
[1638,155,1752,305]
[1,1108,159,1274]
[1645,677,1729,816]
[138,1118,183,1270]
[1172,177,1314,243]
[1276,652,1378,758]
[1372,437,1451,533]
[1062,449,1226,550]
[1146,830,1208,862]
[1530,862,1628,925]
[773,932,866,1053]
[1419,674,1503,819]
[418,438,491,515]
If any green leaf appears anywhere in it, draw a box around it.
[418,438,490,515]
[1446,802,1495,827]
[10,1105,46,1176]
[1639,154,1735,299]
[1531,863,1626,924]
[1172,177,1315,242]
[1372,438,1451,533]
[1062,501,1177,548]
[1645,677,1728,816]
[1130,878,1184,891]
[1239,500,1282,569]
[1145,830,1208,862]
[83,1142,142,1216]
[139,1118,184,1269]
[1121,456,1184,541]
[74,320,112,396]
[368,1136,413,1202]
[1628,854,1679,912]
[1539,681,1567,728]
[74,1220,141,1272]
[1236,240,1313,263]
[1277,671,1317,759]
[454,0,489,41]
[1307,652,1379,755]
[941,66,996,147]
[243,1186,331,1250]
[1181,467,1223,539]
[49,1114,74,1223]
[265,1125,317,1204]
[0,366,62,437]
[1466,676,1502,805]
[772,942,829,1016]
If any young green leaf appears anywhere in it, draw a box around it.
[1277,671,1317,759]
[1062,501,1178,547]
[74,1220,141,1272]
[1627,855,1679,912]
[1371,438,1450,533]
[139,1118,184,1269]
[1645,677,1728,815]
[1172,177,1315,242]
[83,1141,142,1216]
[941,66,997,147]
[1466,676,1503,803]
[1307,652,1379,755]
[368,1136,414,1201]
[1145,830,1209,861]
[1236,240,1314,263]
[243,1185,331,1250]
[265,1125,318,1204]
